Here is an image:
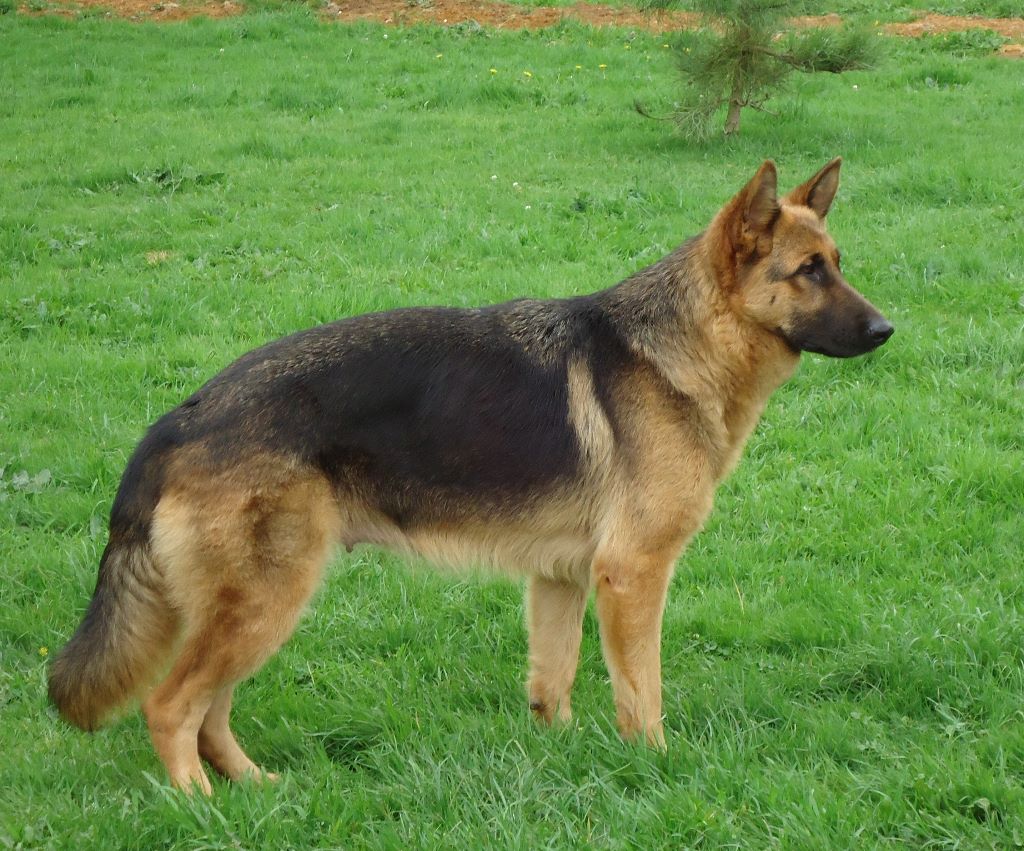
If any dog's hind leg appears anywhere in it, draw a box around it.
[145,470,339,793]
[142,626,228,795]
[198,685,275,782]
[143,603,306,793]
[525,575,588,724]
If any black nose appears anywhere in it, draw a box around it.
[866,317,894,346]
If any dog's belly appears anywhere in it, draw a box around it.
[347,516,596,584]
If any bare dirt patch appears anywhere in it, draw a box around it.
[324,2,858,34]
[327,0,700,32]
[19,0,242,20]
[884,12,1024,41]
[885,12,1024,57]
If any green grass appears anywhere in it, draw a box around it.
[402,0,1023,19]
[658,0,1024,18]
[794,0,1023,19]
[2,8,1023,848]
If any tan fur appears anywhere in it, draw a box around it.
[526,575,588,724]
[142,458,340,792]
[592,546,677,745]
[567,357,616,470]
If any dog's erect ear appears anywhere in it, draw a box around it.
[742,160,780,236]
[784,157,842,219]
[723,160,780,257]
[715,161,780,262]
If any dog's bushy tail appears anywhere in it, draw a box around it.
[48,534,177,731]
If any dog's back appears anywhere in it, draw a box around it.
[125,298,631,518]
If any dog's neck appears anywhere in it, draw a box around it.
[600,236,799,478]
[690,232,801,476]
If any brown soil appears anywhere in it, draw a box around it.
[324,2,855,33]
[15,0,1024,57]
[884,12,1024,58]
[884,12,1024,41]
[324,0,698,31]
[19,0,241,20]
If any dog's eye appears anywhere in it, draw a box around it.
[797,261,819,278]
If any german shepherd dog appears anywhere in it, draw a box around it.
[49,159,893,794]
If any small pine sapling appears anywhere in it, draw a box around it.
[655,0,878,140]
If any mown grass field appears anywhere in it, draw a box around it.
[2,5,1023,848]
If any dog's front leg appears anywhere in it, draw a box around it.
[525,574,588,724]
[592,550,676,747]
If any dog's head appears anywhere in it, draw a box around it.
[712,159,893,358]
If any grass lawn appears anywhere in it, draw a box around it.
[1,7,1023,848]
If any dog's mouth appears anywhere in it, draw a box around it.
[779,314,894,359]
